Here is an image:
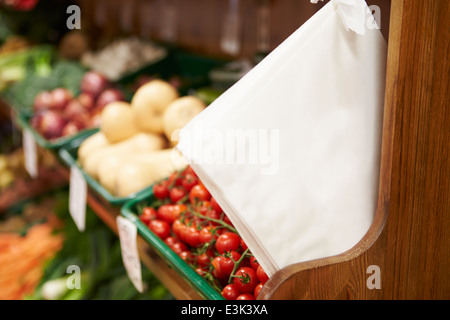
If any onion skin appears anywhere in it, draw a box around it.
[50,88,73,110]
[78,93,96,111]
[33,91,53,111]
[62,121,81,137]
[96,88,125,109]
[37,111,68,140]
[80,71,110,99]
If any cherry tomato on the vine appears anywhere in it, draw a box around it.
[157,204,185,224]
[219,251,242,277]
[196,267,207,276]
[148,219,171,240]
[236,293,255,300]
[187,225,203,247]
[153,181,169,199]
[240,238,248,251]
[232,267,259,294]
[181,173,198,192]
[139,207,157,225]
[164,236,177,247]
[256,265,269,284]
[172,219,186,241]
[189,184,211,205]
[210,197,223,214]
[182,166,197,178]
[221,284,240,300]
[249,256,260,270]
[179,251,194,264]
[165,235,188,254]
[198,225,219,245]
[171,241,188,255]
[168,171,183,187]
[143,166,269,301]
[196,201,212,216]
[211,256,227,281]
[216,232,241,254]
[170,186,187,203]
[195,251,213,268]
[223,215,233,227]
[254,282,264,298]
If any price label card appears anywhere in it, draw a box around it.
[117,216,144,293]
[69,165,87,232]
[23,130,38,178]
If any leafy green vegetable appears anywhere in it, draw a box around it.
[0,45,52,91]
[1,54,87,114]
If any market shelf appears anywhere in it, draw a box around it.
[2,97,210,300]
[85,189,207,300]
[0,164,69,213]
[1,0,449,300]
[121,194,225,300]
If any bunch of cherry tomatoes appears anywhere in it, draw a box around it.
[138,166,269,300]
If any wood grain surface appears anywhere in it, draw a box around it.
[258,0,450,300]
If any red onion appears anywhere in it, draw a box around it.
[96,88,125,109]
[62,121,81,137]
[51,88,73,110]
[33,91,53,111]
[80,71,110,99]
[64,99,85,119]
[38,111,68,140]
[78,93,96,110]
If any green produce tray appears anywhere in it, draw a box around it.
[57,137,154,207]
[15,113,99,150]
[121,191,225,300]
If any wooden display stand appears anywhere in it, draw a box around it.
[259,0,450,300]
[1,0,447,300]
[82,0,448,300]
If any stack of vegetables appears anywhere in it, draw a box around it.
[30,70,125,141]
[78,79,207,198]
[0,145,68,213]
[0,196,65,300]
[0,190,173,300]
[80,37,167,82]
[138,166,270,300]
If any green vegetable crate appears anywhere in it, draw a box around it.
[15,113,99,150]
[57,137,154,207]
[121,190,225,300]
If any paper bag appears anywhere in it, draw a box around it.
[177,0,387,277]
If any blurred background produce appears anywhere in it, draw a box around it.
[81,37,167,81]
[0,0,275,301]
[29,70,126,141]
[75,79,211,199]
[0,190,173,300]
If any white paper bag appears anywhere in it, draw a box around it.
[177,0,387,277]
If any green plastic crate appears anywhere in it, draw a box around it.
[121,191,225,300]
[57,137,154,207]
[15,113,99,150]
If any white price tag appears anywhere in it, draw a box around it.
[23,130,38,178]
[69,165,87,232]
[117,216,144,293]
